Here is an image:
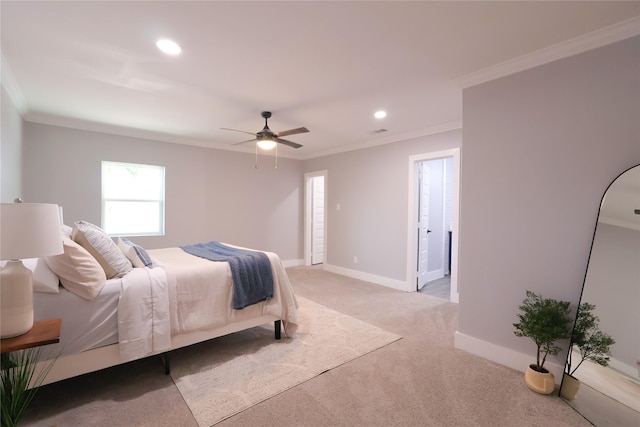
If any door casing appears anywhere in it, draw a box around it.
[407,149,460,303]
[304,170,328,266]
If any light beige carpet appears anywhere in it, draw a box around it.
[169,296,402,426]
[21,268,593,427]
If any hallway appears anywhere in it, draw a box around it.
[418,276,451,301]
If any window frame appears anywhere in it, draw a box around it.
[101,161,166,237]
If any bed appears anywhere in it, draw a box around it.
[29,226,299,387]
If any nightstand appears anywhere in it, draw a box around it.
[0,318,62,354]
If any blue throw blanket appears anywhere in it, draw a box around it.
[180,241,274,309]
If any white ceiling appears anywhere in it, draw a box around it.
[2,1,639,159]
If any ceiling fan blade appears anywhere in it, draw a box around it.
[232,138,258,146]
[276,127,309,137]
[275,137,303,149]
[221,127,258,136]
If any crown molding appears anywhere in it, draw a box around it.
[24,110,459,161]
[455,16,640,89]
[1,54,28,114]
[22,111,305,160]
[299,121,463,160]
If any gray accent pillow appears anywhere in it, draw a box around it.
[72,221,132,279]
[116,237,153,268]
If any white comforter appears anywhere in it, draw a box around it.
[117,267,171,361]
[117,246,299,361]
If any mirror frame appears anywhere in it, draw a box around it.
[560,163,640,417]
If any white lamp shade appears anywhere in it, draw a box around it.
[0,203,64,260]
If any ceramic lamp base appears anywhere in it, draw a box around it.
[0,260,34,338]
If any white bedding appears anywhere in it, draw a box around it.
[151,247,299,336]
[34,279,120,358]
[35,245,299,363]
[117,267,171,361]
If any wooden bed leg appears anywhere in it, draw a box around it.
[274,320,282,340]
[161,352,170,375]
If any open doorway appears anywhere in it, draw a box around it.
[407,149,460,303]
[304,170,327,266]
[417,159,448,288]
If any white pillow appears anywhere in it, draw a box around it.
[61,223,73,237]
[0,258,60,293]
[116,238,153,268]
[44,236,107,300]
[72,221,132,279]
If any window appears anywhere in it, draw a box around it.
[101,161,165,236]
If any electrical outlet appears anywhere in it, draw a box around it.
[353,256,358,264]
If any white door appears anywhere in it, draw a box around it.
[311,176,325,265]
[417,164,430,289]
[407,149,460,302]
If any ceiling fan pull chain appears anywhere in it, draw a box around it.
[275,143,278,170]
[255,144,258,169]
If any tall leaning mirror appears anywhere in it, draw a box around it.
[560,164,640,426]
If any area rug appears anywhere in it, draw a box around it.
[169,296,402,426]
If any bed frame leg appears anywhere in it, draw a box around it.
[274,320,282,340]
[161,352,170,375]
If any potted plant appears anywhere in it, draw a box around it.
[560,302,615,400]
[1,348,56,427]
[513,290,572,394]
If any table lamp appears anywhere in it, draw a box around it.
[0,202,63,338]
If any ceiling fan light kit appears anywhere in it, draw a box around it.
[222,111,309,169]
[256,138,277,151]
[222,111,308,150]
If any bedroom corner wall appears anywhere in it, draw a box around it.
[302,129,462,284]
[21,123,304,262]
[456,36,640,374]
[1,85,23,202]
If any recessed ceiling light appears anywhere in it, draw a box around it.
[156,39,181,55]
[374,110,387,119]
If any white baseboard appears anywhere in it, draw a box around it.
[454,331,565,384]
[323,264,410,292]
[282,258,303,268]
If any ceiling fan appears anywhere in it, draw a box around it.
[221,111,309,150]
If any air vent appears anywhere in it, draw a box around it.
[369,128,388,134]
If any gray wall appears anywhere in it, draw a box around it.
[303,130,461,281]
[22,123,304,261]
[1,86,23,202]
[458,36,640,368]
[20,119,462,284]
